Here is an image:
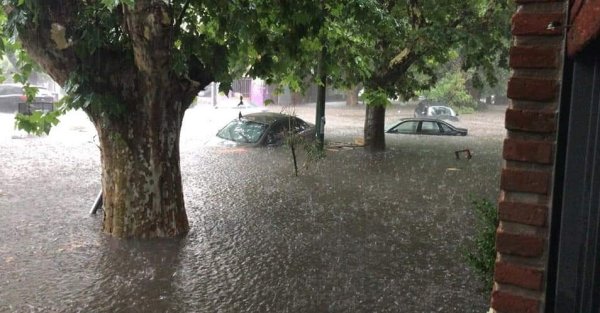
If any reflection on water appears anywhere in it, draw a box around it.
[0,108,502,313]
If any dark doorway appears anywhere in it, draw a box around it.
[548,39,600,312]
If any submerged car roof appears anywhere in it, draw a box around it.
[240,112,302,124]
[428,105,454,110]
[399,117,449,122]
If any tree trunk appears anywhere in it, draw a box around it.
[364,105,386,152]
[88,87,189,238]
[346,85,361,106]
[291,91,304,106]
[10,0,209,238]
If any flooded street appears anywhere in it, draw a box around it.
[0,103,505,312]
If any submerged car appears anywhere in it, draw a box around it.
[0,83,55,113]
[216,112,316,147]
[386,117,467,136]
[414,100,459,122]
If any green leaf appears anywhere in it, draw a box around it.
[14,109,62,136]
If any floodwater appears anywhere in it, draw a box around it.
[0,103,505,312]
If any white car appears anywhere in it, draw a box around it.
[415,103,459,122]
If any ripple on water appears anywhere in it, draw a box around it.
[0,111,501,312]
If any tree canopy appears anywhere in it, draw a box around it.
[0,0,512,237]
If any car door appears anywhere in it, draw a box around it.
[418,120,443,135]
[438,122,455,135]
[388,121,419,134]
[291,117,313,139]
[265,121,289,146]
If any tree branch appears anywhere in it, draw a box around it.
[10,1,81,85]
[174,0,191,36]
[407,0,425,29]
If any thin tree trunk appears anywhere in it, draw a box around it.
[364,105,386,151]
[88,90,189,238]
[291,91,304,106]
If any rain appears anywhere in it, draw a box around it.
[0,100,505,312]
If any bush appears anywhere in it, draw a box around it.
[464,198,498,291]
[455,106,475,115]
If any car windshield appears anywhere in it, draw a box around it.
[0,85,23,95]
[217,119,269,143]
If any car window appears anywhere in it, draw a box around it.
[266,121,292,145]
[0,85,23,95]
[216,120,268,143]
[439,123,453,133]
[420,121,441,134]
[292,118,309,133]
[390,121,418,133]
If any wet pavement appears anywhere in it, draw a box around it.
[0,103,505,312]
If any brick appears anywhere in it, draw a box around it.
[505,108,557,133]
[512,12,565,36]
[501,168,551,194]
[491,290,540,313]
[496,230,545,257]
[503,138,554,164]
[507,77,558,102]
[499,201,548,226]
[509,46,559,69]
[495,261,544,290]
[568,0,600,56]
[571,0,585,22]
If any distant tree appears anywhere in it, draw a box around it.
[261,0,512,151]
[360,0,512,151]
[0,1,322,238]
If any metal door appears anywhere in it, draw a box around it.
[549,40,600,312]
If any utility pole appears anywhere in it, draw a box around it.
[315,0,327,150]
[315,46,326,150]
[211,82,218,107]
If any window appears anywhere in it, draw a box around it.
[420,121,441,134]
[216,120,268,143]
[439,123,453,133]
[266,122,289,145]
[292,118,309,133]
[391,121,418,133]
[0,85,24,95]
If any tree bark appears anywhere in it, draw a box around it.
[345,85,361,106]
[87,84,189,238]
[364,105,386,152]
[9,1,211,238]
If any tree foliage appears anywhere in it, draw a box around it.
[0,0,514,237]
[0,0,335,238]
[423,70,477,111]
[0,0,512,126]
[0,0,325,118]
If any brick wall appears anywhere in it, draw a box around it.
[491,1,567,312]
